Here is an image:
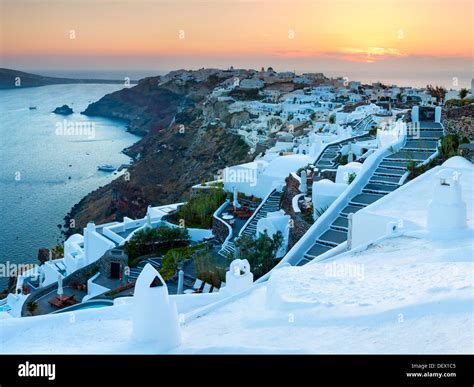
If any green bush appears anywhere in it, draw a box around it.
[124,225,190,264]
[160,243,208,280]
[407,157,441,180]
[195,249,226,287]
[347,172,357,184]
[339,154,348,165]
[445,98,474,105]
[368,126,378,136]
[26,301,38,316]
[314,205,329,219]
[440,134,463,159]
[169,188,227,229]
[235,231,283,279]
[51,244,64,259]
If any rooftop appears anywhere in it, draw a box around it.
[2,228,471,354]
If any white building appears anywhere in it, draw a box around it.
[1,158,471,354]
[239,78,264,89]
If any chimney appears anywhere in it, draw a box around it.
[133,264,181,351]
[427,169,467,232]
[222,259,254,296]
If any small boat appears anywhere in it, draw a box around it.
[29,105,37,110]
[97,164,116,172]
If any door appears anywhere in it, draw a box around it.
[110,262,121,279]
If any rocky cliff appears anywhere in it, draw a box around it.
[64,70,252,236]
[442,102,474,140]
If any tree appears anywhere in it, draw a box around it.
[195,249,226,286]
[459,88,469,100]
[328,115,336,124]
[426,84,447,103]
[124,225,190,263]
[235,231,283,278]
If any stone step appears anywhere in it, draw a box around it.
[363,183,398,194]
[351,193,384,206]
[379,160,410,170]
[331,216,349,230]
[386,150,433,161]
[296,258,312,266]
[305,243,332,259]
[370,174,401,184]
[418,122,443,129]
[374,167,406,176]
[319,229,348,245]
[341,204,365,217]
[316,160,334,166]
[405,139,438,149]
[408,131,443,139]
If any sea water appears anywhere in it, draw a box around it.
[0,84,140,289]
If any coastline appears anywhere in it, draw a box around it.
[0,84,140,292]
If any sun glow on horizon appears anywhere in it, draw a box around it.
[1,0,472,71]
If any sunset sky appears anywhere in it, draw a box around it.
[1,0,473,86]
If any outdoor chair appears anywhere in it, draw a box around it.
[184,278,203,294]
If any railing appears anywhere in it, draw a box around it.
[398,124,444,185]
[213,200,233,256]
[313,130,375,170]
[256,129,406,282]
[237,189,276,238]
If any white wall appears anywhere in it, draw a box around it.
[82,272,110,302]
[85,231,116,265]
[312,180,347,216]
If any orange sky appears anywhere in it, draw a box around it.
[0,0,472,85]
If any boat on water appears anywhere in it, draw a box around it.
[29,105,37,110]
[97,164,116,172]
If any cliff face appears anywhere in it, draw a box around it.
[82,76,184,136]
[65,71,252,235]
[442,102,474,140]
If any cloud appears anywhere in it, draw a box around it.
[336,47,405,62]
[273,47,405,63]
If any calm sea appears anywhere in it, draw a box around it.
[0,84,139,289]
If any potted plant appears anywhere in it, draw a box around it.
[26,301,38,316]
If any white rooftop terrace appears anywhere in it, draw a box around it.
[352,157,474,248]
[1,227,471,354]
[1,158,472,354]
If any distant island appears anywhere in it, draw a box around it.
[53,104,74,115]
[0,68,138,89]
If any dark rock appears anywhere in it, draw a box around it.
[37,248,49,264]
[53,104,73,115]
